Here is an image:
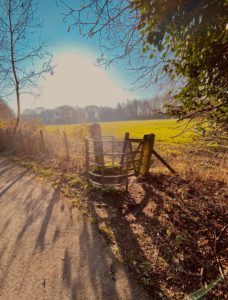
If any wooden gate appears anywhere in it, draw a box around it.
[85,124,175,190]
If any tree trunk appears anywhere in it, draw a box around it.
[14,82,20,133]
[8,0,20,133]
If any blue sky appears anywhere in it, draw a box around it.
[8,0,159,111]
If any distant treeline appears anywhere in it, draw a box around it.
[22,96,172,125]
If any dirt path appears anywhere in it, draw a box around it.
[0,158,149,300]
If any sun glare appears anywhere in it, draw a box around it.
[20,50,134,110]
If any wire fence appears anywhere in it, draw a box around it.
[0,122,87,168]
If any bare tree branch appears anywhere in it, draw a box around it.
[0,0,53,132]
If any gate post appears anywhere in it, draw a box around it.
[140,133,155,176]
[120,132,129,166]
[89,123,104,166]
[39,129,46,153]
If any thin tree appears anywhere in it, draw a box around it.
[60,0,227,141]
[0,0,52,132]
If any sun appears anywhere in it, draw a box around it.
[20,50,134,110]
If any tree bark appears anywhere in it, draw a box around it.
[8,0,20,133]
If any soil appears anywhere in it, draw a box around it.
[5,149,228,299]
[0,157,150,300]
[86,173,228,299]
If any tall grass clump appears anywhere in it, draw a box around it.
[0,120,89,174]
[0,119,227,183]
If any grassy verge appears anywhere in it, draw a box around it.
[46,119,196,144]
[1,119,227,299]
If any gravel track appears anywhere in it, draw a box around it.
[0,158,149,300]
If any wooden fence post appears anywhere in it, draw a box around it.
[40,129,45,153]
[152,149,176,174]
[140,133,155,176]
[63,131,70,159]
[120,132,129,166]
[137,140,145,175]
[89,123,104,166]
[85,138,90,182]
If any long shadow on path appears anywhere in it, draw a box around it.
[0,158,149,300]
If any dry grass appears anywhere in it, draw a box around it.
[1,119,226,184]
[0,120,88,170]
[154,143,228,184]
[0,120,227,299]
[87,174,227,299]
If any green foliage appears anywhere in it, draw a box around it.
[187,277,223,300]
[132,0,228,140]
[99,225,114,241]
[70,198,78,207]
[122,250,139,266]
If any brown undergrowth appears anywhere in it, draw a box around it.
[87,173,227,299]
[0,122,227,299]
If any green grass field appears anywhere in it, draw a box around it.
[46,119,197,145]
